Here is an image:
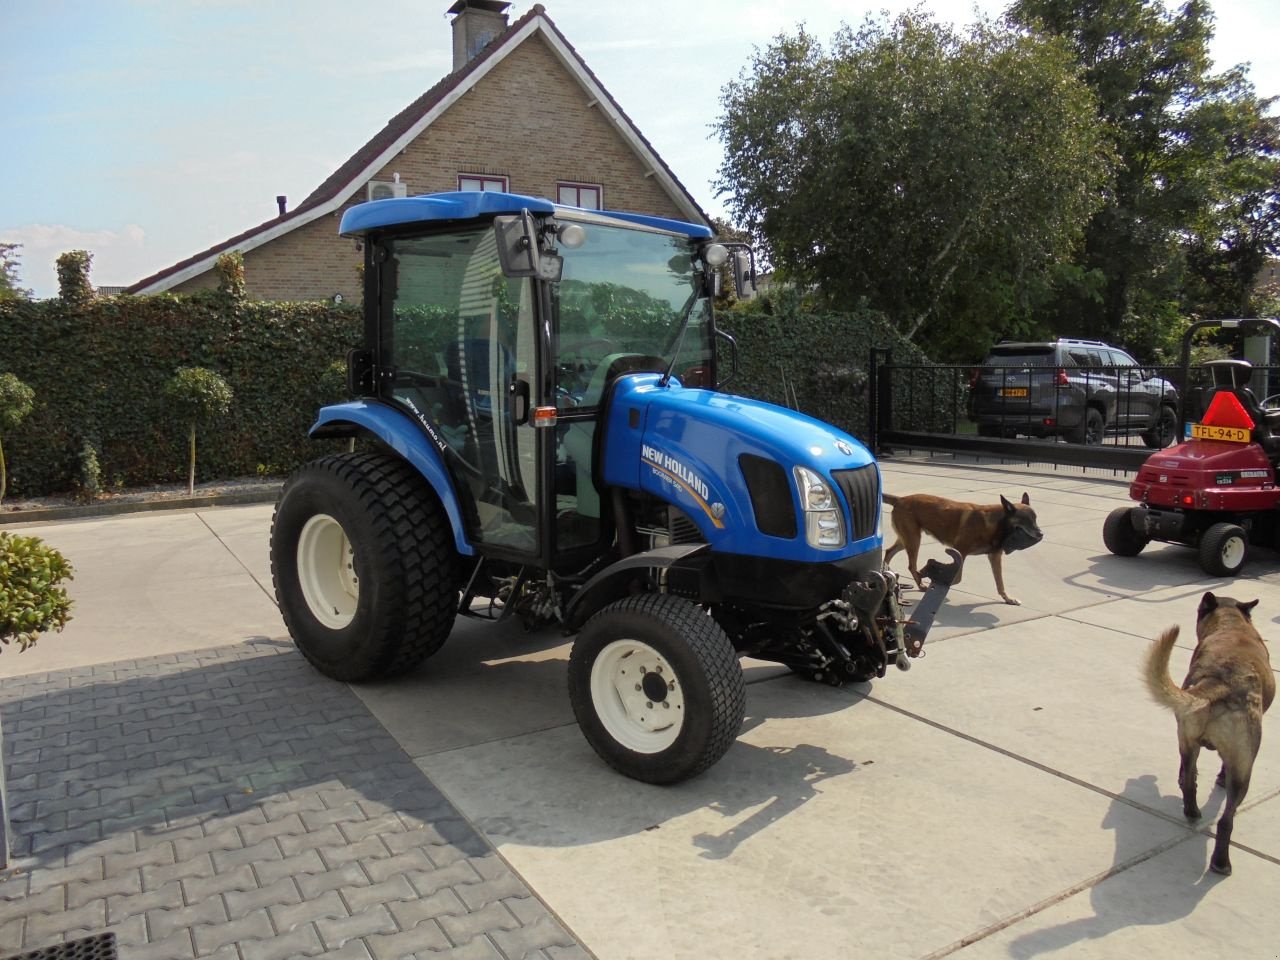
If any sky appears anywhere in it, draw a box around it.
[3,0,1278,300]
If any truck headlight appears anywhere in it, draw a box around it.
[794,466,845,549]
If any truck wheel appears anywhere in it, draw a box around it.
[1103,507,1149,556]
[1068,407,1105,445]
[1198,523,1248,578]
[1141,406,1178,448]
[568,594,746,784]
[270,452,458,681]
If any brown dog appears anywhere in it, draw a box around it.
[881,492,1043,605]
[1145,592,1274,876]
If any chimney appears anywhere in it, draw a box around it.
[276,195,287,216]
[448,0,511,72]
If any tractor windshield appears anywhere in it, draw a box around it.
[553,221,713,410]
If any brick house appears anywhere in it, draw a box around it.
[128,2,710,302]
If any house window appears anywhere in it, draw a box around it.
[557,182,602,210]
[458,174,508,192]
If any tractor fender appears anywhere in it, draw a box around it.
[563,543,710,631]
[308,400,475,556]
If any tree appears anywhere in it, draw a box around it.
[0,243,31,302]
[1008,0,1280,352]
[164,367,234,495]
[0,373,35,505]
[715,12,1111,359]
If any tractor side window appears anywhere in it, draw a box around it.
[385,229,539,553]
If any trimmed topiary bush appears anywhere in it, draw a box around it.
[0,373,35,505]
[0,532,74,654]
[165,366,234,495]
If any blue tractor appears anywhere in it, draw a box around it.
[269,191,955,783]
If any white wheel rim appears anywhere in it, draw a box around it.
[1221,535,1246,570]
[589,639,685,753]
[297,514,358,629]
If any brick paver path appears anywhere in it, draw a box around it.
[0,640,589,960]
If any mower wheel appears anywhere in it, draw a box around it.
[270,452,459,681]
[1103,507,1149,557]
[1198,523,1249,578]
[1141,406,1179,449]
[568,593,746,784]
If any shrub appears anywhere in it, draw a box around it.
[165,366,234,494]
[56,250,95,306]
[0,532,74,654]
[0,372,35,504]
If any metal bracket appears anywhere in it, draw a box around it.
[901,548,961,656]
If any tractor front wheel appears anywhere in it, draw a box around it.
[1198,522,1249,578]
[270,452,458,681]
[568,594,746,784]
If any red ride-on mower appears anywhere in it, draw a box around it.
[1104,317,1280,577]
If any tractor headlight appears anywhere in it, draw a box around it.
[794,466,845,549]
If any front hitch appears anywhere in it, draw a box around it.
[900,547,962,657]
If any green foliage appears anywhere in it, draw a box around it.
[215,250,246,301]
[717,290,945,439]
[715,11,1110,361]
[0,532,74,654]
[0,243,32,302]
[56,250,95,306]
[0,294,360,497]
[76,438,103,502]
[1009,0,1280,337]
[165,366,234,425]
[0,372,34,434]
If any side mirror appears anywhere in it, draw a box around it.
[495,210,562,282]
[732,250,756,298]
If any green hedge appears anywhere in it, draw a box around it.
[0,291,359,496]
[717,291,939,440]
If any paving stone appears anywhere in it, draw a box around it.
[211,837,283,872]
[192,908,275,955]
[104,841,177,874]
[270,888,348,932]
[174,825,244,861]
[253,848,325,886]
[117,929,196,960]
[182,863,257,903]
[107,880,185,923]
[340,812,408,844]
[147,896,228,941]
[388,888,467,929]
[65,868,143,909]
[406,860,485,898]
[240,812,307,847]
[24,899,105,946]
[24,855,103,894]
[490,917,579,959]
[421,937,505,960]
[224,875,302,920]
[454,875,529,912]
[439,901,520,946]
[364,922,453,959]
[278,823,345,857]
[342,874,417,914]
[239,922,326,960]
[295,862,370,900]
[320,836,391,870]
[316,904,398,949]
[142,852,215,889]
[364,848,435,884]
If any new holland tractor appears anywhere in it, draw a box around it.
[269,190,956,784]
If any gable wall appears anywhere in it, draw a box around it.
[173,31,693,301]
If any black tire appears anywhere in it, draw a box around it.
[270,452,458,681]
[568,594,746,784]
[1198,523,1249,578]
[1102,506,1149,557]
[1141,405,1178,449]
[1068,406,1105,445]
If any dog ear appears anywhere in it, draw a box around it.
[1020,492,1030,505]
[1000,494,1015,513]
[1199,592,1219,618]
[1240,599,1259,618]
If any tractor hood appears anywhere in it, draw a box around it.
[600,375,881,562]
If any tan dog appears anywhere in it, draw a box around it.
[1145,592,1274,876]
[882,492,1043,605]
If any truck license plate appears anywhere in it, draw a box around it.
[1191,423,1250,443]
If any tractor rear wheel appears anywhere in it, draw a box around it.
[568,594,746,784]
[1198,523,1249,578]
[270,452,458,681]
[1103,507,1149,557]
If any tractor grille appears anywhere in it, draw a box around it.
[739,454,798,539]
[831,464,879,541]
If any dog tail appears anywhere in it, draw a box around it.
[882,493,898,506]
[1143,626,1200,712]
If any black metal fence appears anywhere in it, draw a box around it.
[868,349,1280,472]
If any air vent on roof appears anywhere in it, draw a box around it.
[367,179,408,201]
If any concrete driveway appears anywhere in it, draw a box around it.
[3,455,1277,959]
